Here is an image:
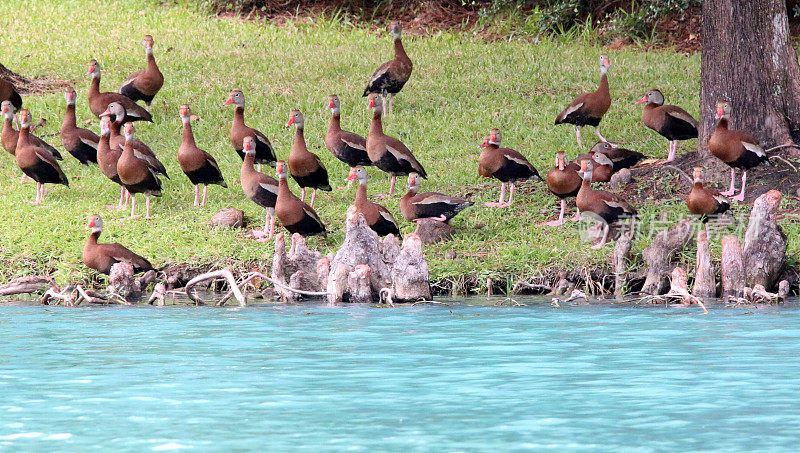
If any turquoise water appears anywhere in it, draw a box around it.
[2,299,800,452]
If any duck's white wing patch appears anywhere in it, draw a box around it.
[259,182,278,194]
[742,141,766,157]
[562,102,584,118]
[416,194,456,205]
[385,144,409,162]
[505,154,532,168]
[666,110,698,126]
[255,133,272,147]
[302,205,322,222]
[34,148,57,163]
[370,64,390,83]
[80,136,99,149]
[379,210,397,224]
[713,194,729,204]
[341,138,366,151]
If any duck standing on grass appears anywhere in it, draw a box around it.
[240,136,279,241]
[686,166,730,231]
[478,129,540,208]
[363,21,412,115]
[555,55,612,148]
[400,172,473,223]
[178,104,227,207]
[119,35,164,112]
[545,151,582,227]
[636,89,698,163]
[347,166,401,237]
[286,109,331,208]
[15,109,69,204]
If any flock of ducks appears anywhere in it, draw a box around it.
[0,22,786,274]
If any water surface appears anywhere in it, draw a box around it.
[1,299,799,451]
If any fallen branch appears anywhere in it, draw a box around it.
[0,276,58,296]
[184,269,245,307]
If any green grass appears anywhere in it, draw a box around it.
[0,0,796,290]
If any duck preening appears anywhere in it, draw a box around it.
[637,89,698,162]
[366,93,426,198]
[576,159,636,249]
[225,89,276,168]
[708,100,767,202]
[60,87,99,165]
[325,94,371,185]
[117,123,164,219]
[96,116,130,209]
[555,55,612,148]
[275,160,327,237]
[545,151,582,226]
[87,59,152,123]
[83,215,153,275]
[400,172,473,223]
[478,129,541,208]
[119,35,164,111]
[686,166,730,223]
[0,77,22,110]
[363,21,412,115]
[15,109,69,204]
[178,104,227,207]
[240,136,279,241]
[286,109,331,208]
[2,101,62,159]
[347,167,401,236]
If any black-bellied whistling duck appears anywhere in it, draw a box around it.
[87,59,152,122]
[545,151,582,226]
[708,100,771,202]
[363,21,412,115]
[119,35,164,111]
[555,55,612,148]
[587,141,645,171]
[478,129,540,208]
[15,109,69,204]
[636,89,698,162]
[117,123,164,219]
[366,94,426,197]
[241,136,279,241]
[0,77,21,110]
[101,103,168,179]
[224,89,276,169]
[687,167,730,223]
[83,215,153,275]
[400,172,473,223]
[347,166,400,236]
[178,104,226,207]
[275,160,326,237]
[2,101,62,159]
[60,88,98,165]
[96,116,130,209]
[590,153,614,183]
[286,109,331,208]
[325,94,370,186]
[576,160,636,249]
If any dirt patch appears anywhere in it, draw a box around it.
[0,62,74,96]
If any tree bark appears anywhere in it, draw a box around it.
[742,190,787,290]
[692,228,716,299]
[720,235,745,299]
[700,0,800,155]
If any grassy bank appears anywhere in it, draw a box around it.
[0,0,796,291]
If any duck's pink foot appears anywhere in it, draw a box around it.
[373,193,389,200]
[251,230,268,239]
[591,241,607,250]
[731,193,746,202]
[571,212,582,222]
[484,201,504,207]
[414,215,447,222]
[720,189,736,196]
[498,202,513,208]
[546,219,564,227]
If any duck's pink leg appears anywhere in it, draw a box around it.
[130,195,138,218]
[300,188,306,202]
[499,184,516,208]
[193,185,200,207]
[144,195,153,219]
[591,223,610,249]
[310,189,317,208]
[731,171,747,202]
[388,176,396,196]
[485,183,506,207]
[201,186,208,207]
[576,126,584,148]
[119,186,127,208]
[595,125,607,143]
[571,208,582,222]
[665,140,677,162]
[269,214,275,239]
[720,168,737,196]
[546,199,566,226]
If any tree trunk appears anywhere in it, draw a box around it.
[700,0,800,155]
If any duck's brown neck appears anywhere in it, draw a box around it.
[369,111,383,136]
[355,182,368,206]
[717,118,729,130]
[18,125,30,145]
[87,231,100,245]
[98,133,110,151]
[89,76,100,98]
[597,73,609,96]
[278,176,292,197]
[394,38,408,60]
[242,152,256,173]
[146,53,158,72]
[110,120,122,137]
[329,113,341,132]
[3,116,12,135]
[292,127,307,155]
[580,176,592,190]
[62,104,76,131]
[234,106,245,126]
[182,121,196,147]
